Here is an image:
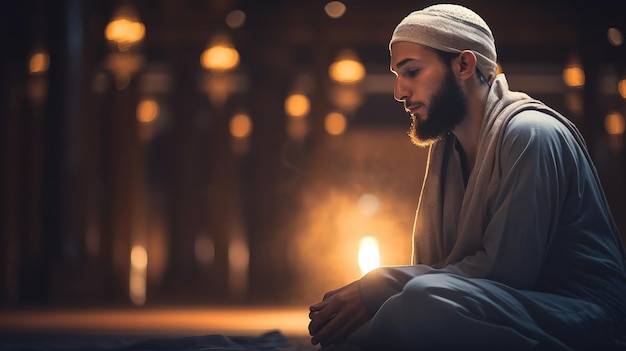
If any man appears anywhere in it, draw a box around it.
[308,4,626,351]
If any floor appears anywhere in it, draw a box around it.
[0,306,319,350]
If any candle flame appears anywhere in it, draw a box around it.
[358,236,380,276]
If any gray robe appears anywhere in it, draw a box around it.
[350,75,626,351]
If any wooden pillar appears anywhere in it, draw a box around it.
[0,2,33,305]
[164,55,201,298]
[242,5,294,304]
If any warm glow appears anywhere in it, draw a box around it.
[563,65,585,88]
[285,93,310,118]
[358,236,380,276]
[618,79,626,99]
[230,112,253,138]
[496,62,503,75]
[29,51,49,74]
[293,189,413,289]
[608,28,624,46]
[229,237,249,297]
[358,194,380,216]
[329,51,365,84]
[105,17,145,51]
[136,99,159,123]
[130,245,148,305]
[226,10,246,29]
[201,36,240,72]
[0,308,311,337]
[605,111,625,135]
[324,1,346,19]
[131,245,148,269]
[325,112,347,135]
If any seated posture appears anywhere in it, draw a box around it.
[308,4,626,351]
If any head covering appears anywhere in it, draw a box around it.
[390,4,497,82]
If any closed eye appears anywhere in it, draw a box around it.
[405,69,419,78]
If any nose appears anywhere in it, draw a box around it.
[393,77,409,102]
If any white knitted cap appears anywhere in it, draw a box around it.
[390,4,497,82]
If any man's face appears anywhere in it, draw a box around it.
[390,42,468,147]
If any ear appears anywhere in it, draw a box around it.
[457,50,478,81]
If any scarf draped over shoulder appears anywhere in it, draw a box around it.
[411,74,585,267]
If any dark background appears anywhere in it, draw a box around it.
[1,0,625,309]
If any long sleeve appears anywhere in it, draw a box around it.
[451,110,569,286]
[360,110,571,312]
[359,264,435,313]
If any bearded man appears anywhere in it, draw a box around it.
[308,4,626,351]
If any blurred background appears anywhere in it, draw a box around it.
[1,0,625,311]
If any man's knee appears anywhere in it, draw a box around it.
[402,273,465,302]
[393,274,473,326]
[368,274,479,348]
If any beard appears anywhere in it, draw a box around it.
[408,67,468,148]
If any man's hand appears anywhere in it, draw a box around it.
[308,280,374,347]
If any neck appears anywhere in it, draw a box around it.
[452,81,490,171]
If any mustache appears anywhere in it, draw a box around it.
[403,101,423,110]
[403,101,424,115]
[404,101,421,108]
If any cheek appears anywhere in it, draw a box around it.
[422,74,443,101]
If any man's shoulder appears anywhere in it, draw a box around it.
[498,108,580,160]
[507,108,569,131]
[503,108,573,142]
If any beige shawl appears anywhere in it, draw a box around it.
[411,74,581,267]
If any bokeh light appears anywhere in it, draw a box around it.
[136,98,159,123]
[29,51,49,74]
[563,65,585,88]
[226,10,246,29]
[618,78,626,99]
[325,112,347,135]
[605,111,625,135]
[130,245,148,306]
[201,36,240,72]
[131,245,148,269]
[358,193,380,216]
[608,27,624,46]
[324,1,346,19]
[285,93,310,118]
[105,15,145,51]
[228,236,249,297]
[329,50,365,84]
[229,112,253,138]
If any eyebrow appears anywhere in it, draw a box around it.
[391,58,417,72]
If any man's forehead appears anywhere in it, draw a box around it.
[390,42,433,70]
